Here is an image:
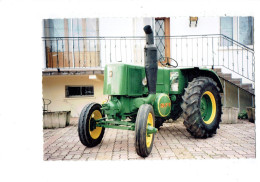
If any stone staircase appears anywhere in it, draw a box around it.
[213,68,254,94]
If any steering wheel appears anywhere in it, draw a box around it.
[158,57,178,68]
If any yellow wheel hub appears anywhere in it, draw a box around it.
[146,113,154,148]
[89,110,102,139]
[200,91,216,125]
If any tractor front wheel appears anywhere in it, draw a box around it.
[181,77,222,138]
[78,103,105,147]
[135,104,155,157]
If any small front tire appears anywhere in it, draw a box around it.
[135,104,155,157]
[78,103,105,147]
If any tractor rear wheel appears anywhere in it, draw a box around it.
[135,104,155,157]
[78,103,105,147]
[181,77,222,138]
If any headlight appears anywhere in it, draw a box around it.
[170,72,179,91]
[109,71,113,77]
[142,77,147,86]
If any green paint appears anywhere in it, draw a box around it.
[96,119,135,131]
[180,67,223,93]
[133,94,156,108]
[169,70,187,95]
[147,125,158,135]
[101,63,223,132]
[95,119,157,134]
[200,94,213,121]
[153,93,171,117]
[103,63,145,96]
[170,95,177,102]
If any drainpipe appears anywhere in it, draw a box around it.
[238,87,240,112]
[223,80,226,107]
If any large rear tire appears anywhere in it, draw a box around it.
[135,104,155,157]
[78,103,105,147]
[181,77,222,138]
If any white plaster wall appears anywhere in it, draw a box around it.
[170,16,220,35]
[99,18,133,37]
[99,17,153,67]
[99,17,153,36]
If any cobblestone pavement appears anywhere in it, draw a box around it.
[43,119,255,161]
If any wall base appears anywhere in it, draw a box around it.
[43,111,71,129]
[221,107,239,124]
[247,107,255,123]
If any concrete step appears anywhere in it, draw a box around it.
[242,84,253,93]
[219,73,232,80]
[231,78,242,86]
[213,68,222,74]
[212,68,254,94]
[242,83,252,89]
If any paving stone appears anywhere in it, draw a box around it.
[44,119,255,161]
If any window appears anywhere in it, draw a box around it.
[44,19,65,37]
[70,19,83,51]
[65,86,94,97]
[86,18,99,51]
[71,19,83,37]
[44,19,65,52]
[239,17,253,45]
[155,19,165,59]
[220,16,254,46]
[220,17,233,46]
[43,18,100,51]
[86,18,99,37]
[155,17,170,60]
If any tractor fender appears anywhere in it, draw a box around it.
[181,67,223,93]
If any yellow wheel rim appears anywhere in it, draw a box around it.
[200,91,216,125]
[146,113,154,148]
[89,110,102,139]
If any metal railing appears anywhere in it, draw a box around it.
[43,34,255,82]
[43,36,146,69]
[168,34,255,82]
[43,98,51,112]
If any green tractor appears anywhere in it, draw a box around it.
[78,25,223,157]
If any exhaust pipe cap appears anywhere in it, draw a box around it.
[143,25,153,34]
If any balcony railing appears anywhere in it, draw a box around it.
[43,34,255,83]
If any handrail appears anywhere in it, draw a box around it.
[42,34,254,54]
[220,34,254,52]
[42,34,255,83]
[42,34,254,52]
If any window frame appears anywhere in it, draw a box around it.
[155,17,171,62]
[238,16,254,47]
[65,85,94,98]
[219,16,254,49]
[220,17,234,47]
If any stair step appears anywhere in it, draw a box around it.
[242,84,254,94]
[245,88,254,94]
[220,73,232,80]
[213,68,222,73]
[242,84,252,89]
[212,68,254,94]
[231,78,242,86]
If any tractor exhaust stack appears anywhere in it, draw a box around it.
[143,25,158,94]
